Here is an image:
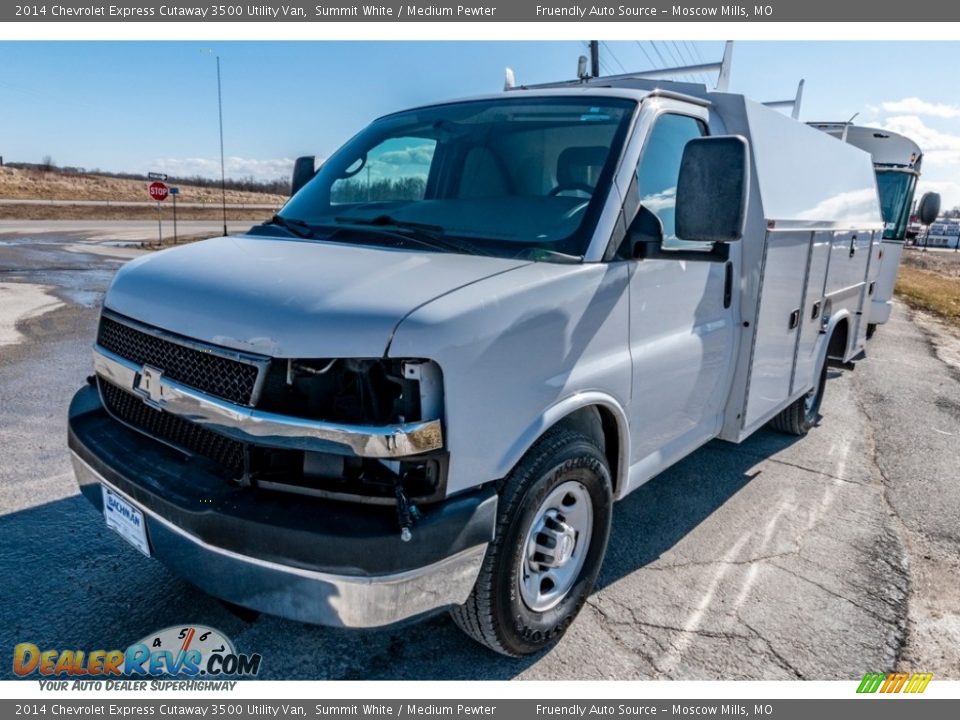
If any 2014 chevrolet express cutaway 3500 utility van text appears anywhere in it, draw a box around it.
[69,70,897,656]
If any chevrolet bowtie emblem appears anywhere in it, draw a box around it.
[135,365,166,408]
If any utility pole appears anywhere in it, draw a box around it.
[217,56,228,237]
[589,40,600,78]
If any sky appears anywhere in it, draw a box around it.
[1,40,959,207]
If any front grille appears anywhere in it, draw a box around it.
[97,315,262,406]
[99,379,245,478]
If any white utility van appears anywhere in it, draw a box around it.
[69,66,883,656]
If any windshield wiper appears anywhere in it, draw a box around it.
[514,247,583,264]
[264,214,317,239]
[334,214,489,256]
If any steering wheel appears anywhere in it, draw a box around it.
[549,183,594,197]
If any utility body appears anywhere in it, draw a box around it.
[69,70,883,655]
[809,122,938,337]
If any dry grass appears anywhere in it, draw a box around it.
[897,249,960,327]
[0,202,274,223]
[0,166,286,205]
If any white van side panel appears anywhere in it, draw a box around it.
[711,96,883,442]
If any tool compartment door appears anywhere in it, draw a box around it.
[743,230,811,429]
[824,229,872,356]
[791,231,832,396]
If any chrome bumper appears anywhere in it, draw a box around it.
[92,346,443,458]
[72,452,486,628]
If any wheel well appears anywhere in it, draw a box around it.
[827,317,849,359]
[554,405,622,495]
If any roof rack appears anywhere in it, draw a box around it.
[505,41,734,92]
[762,80,805,120]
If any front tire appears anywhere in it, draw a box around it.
[451,426,613,656]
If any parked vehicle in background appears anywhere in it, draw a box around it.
[923,218,960,249]
[809,122,940,337]
[70,57,886,657]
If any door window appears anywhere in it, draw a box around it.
[635,113,709,250]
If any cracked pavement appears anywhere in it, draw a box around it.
[1,227,957,680]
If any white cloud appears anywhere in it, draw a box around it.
[867,115,960,164]
[864,116,960,210]
[150,156,296,182]
[879,97,960,119]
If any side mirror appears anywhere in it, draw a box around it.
[626,206,664,259]
[917,191,941,226]
[675,136,749,243]
[291,155,318,196]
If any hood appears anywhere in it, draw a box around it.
[104,234,529,358]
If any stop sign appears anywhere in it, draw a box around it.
[148,181,169,202]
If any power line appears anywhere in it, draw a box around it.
[634,41,659,69]
[672,41,693,65]
[647,41,670,67]
[688,41,704,63]
[669,41,695,82]
[600,41,628,74]
[658,41,682,66]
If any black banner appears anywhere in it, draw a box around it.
[3,699,960,719]
[5,0,960,22]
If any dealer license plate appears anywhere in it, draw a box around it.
[101,486,151,557]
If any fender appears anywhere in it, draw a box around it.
[812,309,853,384]
[494,391,631,499]
[821,306,853,361]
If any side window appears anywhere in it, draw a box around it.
[635,114,709,250]
[330,136,436,204]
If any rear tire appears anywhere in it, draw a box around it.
[450,426,613,657]
[866,323,877,340]
[770,361,827,436]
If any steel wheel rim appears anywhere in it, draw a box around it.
[519,479,593,613]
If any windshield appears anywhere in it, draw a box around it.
[277,97,636,260]
[876,170,917,240]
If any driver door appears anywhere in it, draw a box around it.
[625,110,738,483]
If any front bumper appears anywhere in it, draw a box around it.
[68,384,496,628]
[869,298,893,326]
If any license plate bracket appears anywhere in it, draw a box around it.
[101,486,151,557]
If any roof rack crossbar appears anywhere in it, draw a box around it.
[762,79,805,120]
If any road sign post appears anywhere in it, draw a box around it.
[170,187,179,244]
[148,181,169,247]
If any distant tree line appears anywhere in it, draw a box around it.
[6,161,289,196]
[331,176,426,204]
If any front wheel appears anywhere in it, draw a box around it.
[450,427,613,656]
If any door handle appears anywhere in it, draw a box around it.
[788,309,800,330]
[723,261,733,309]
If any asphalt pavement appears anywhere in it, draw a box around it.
[1,225,957,680]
